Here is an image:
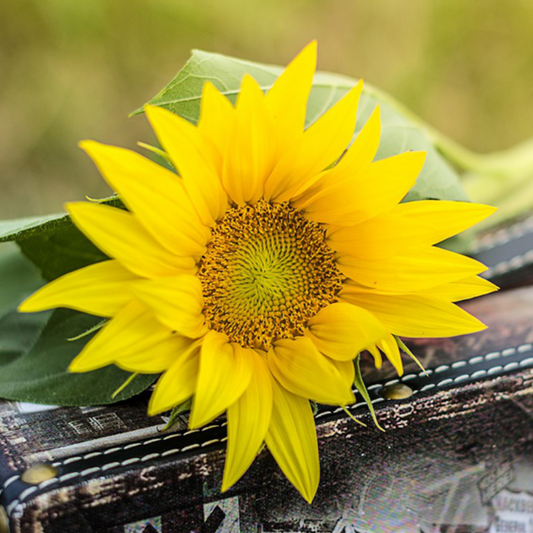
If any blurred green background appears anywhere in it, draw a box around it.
[1,0,532,218]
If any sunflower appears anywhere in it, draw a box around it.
[19,42,496,502]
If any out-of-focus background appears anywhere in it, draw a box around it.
[1,0,532,218]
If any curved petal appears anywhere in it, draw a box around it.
[69,300,189,374]
[305,302,387,360]
[293,105,381,209]
[198,81,236,168]
[268,337,355,405]
[377,333,403,376]
[222,75,276,205]
[67,202,194,278]
[189,331,254,429]
[340,290,487,338]
[341,274,498,302]
[265,380,319,503]
[80,141,210,257]
[265,41,317,148]
[147,343,201,416]
[300,150,426,227]
[366,344,383,369]
[428,275,498,302]
[18,260,135,317]
[327,212,439,260]
[145,105,229,226]
[222,351,273,491]
[264,82,363,203]
[337,246,487,293]
[392,200,497,242]
[129,275,206,338]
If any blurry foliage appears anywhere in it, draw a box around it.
[1,0,532,217]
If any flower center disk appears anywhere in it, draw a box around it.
[197,199,344,350]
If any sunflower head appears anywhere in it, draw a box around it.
[19,41,496,502]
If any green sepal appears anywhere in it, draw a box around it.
[162,399,192,431]
[394,336,428,375]
[353,355,385,432]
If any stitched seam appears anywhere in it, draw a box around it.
[6,436,229,515]
[485,249,533,277]
[472,215,533,253]
[4,342,533,515]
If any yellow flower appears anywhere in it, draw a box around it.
[19,42,496,502]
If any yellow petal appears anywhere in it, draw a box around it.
[268,337,355,405]
[67,202,194,278]
[305,302,387,360]
[377,333,403,376]
[392,200,497,242]
[148,343,200,416]
[340,290,487,338]
[198,81,235,167]
[366,344,383,369]
[338,245,487,293]
[222,75,276,205]
[80,141,210,257]
[189,331,254,428]
[222,351,273,491]
[265,41,317,148]
[18,260,136,317]
[301,151,426,227]
[334,105,382,173]
[129,275,206,338]
[69,300,189,374]
[327,211,439,260]
[264,81,363,203]
[428,275,498,302]
[265,380,319,503]
[341,274,498,302]
[293,105,381,209]
[145,105,229,226]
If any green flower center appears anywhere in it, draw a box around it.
[197,199,344,350]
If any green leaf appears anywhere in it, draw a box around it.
[0,213,69,243]
[0,307,157,405]
[0,243,44,317]
[353,355,384,432]
[0,196,122,246]
[0,198,124,281]
[17,220,108,281]
[134,49,467,203]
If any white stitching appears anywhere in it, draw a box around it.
[3,342,533,514]
[485,249,533,277]
[451,361,467,368]
[471,215,533,253]
[120,458,139,467]
[6,499,19,516]
[140,453,160,462]
[101,462,120,471]
[83,452,103,460]
[17,486,37,502]
[62,456,82,465]
[2,475,18,489]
